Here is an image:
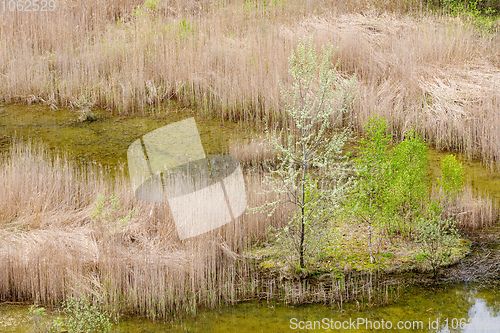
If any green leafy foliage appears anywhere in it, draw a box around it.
[438,154,465,200]
[349,117,465,274]
[349,117,392,263]
[29,297,113,333]
[91,194,135,234]
[145,0,160,11]
[350,118,430,258]
[178,19,194,39]
[384,130,429,238]
[440,0,499,31]
[441,0,499,15]
[53,296,113,333]
[258,37,356,270]
[132,0,161,18]
[415,212,459,277]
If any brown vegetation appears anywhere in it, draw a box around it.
[1,0,499,168]
[434,185,498,230]
[228,136,277,169]
[0,142,284,317]
[0,142,401,317]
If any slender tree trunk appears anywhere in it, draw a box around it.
[299,139,307,268]
[300,206,305,268]
[369,197,374,263]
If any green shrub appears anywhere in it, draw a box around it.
[438,154,464,200]
[53,296,113,333]
[415,212,458,277]
[91,194,135,234]
[441,0,499,14]
[350,116,392,263]
[384,130,429,238]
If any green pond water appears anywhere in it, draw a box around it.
[1,282,500,332]
[0,104,254,170]
[1,104,500,332]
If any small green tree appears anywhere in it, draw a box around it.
[416,211,458,278]
[438,154,464,203]
[350,117,392,263]
[262,38,356,269]
[384,131,429,238]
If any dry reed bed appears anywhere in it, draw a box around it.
[0,141,496,317]
[0,142,288,317]
[0,142,398,317]
[445,186,498,230]
[1,0,499,168]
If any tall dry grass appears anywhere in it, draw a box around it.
[431,185,498,230]
[0,141,289,317]
[1,0,499,168]
[0,142,396,317]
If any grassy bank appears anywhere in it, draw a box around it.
[1,0,500,168]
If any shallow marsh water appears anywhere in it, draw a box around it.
[1,282,500,332]
[0,104,253,170]
[1,104,500,332]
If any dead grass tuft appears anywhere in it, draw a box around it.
[432,185,499,230]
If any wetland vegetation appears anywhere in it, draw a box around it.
[1,0,500,332]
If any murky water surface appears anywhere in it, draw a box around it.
[0,104,253,169]
[1,104,500,332]
[1,282,500,332]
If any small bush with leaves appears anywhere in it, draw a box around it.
[53,296,113,333]
[29,297,113,333]
[415,211,459,278]
[91,194,135,234]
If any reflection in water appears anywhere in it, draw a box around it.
[465,298,500,333]
[1,283,500,332]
